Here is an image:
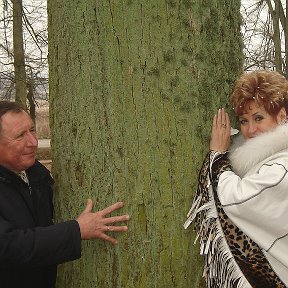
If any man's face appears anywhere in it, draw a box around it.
[0,111,38,173]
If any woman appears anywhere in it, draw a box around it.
[184,70,288,287]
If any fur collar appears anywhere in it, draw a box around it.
[229,123,288,177]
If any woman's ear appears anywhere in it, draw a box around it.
[276,107,287,124]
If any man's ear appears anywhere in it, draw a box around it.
[276,107,287,124]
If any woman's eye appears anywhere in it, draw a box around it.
[255,115,264,122]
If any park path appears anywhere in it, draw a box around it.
[38,139,50,148]
[38,139,52,171]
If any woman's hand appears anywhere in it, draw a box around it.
[210,108,231,152]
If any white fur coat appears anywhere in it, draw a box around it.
[218,123,288,285]
[229,123,288,177]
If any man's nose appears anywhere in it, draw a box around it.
[27,132,38,146]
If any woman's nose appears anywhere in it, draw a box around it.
[248,123,257,136]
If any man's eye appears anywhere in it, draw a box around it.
[239,119,247,125]
[16,133,25,140]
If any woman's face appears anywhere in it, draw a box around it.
[239,101,286,139]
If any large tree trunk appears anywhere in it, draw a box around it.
[12,0,27,106]
[47,1,243,287]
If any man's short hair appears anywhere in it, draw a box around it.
[0,101,27,135]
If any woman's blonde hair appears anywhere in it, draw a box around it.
[231,70,288,117]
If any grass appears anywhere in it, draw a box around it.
[36,106,50,139]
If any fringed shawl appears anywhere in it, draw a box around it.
[184,150,286,287]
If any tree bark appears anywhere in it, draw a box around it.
[47,0,243,287]
[12,0,27,106]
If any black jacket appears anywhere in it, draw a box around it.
[0,161,81,288]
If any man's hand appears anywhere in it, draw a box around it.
[76,200,129,245]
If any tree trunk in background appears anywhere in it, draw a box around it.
[270,0,282,73]
[27,80,36,123]
[285,0,288,77]
[47,1,243,287]
[12,0,27,107]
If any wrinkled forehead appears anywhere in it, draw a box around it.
[0,110,32,134]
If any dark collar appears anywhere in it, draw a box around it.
[0,160,52,185]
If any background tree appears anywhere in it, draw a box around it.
[48,0,243,287]
[241,0,288,75]
[12,0,26,106]
[0,0,48,115]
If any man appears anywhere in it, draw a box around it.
[0,101,129,288]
